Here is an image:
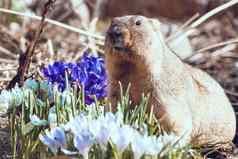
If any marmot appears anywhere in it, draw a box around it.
[104,15,236,147]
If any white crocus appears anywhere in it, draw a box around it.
[0,90,12,114]
[110,125,134,153]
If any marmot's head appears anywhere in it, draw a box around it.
[105,15,165,60]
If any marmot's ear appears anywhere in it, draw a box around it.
[150,18,161,32]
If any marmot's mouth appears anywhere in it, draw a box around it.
[113,45,131,52]
[107,36,132,53]
[107,23,132,53]
[108,33,130,52]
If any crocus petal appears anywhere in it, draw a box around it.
[39,127,66,154]
[89,119,110,145]
[131,133,146,159]
[51,127,66,146]
[74,132,93,157]
[111,125,134,152]
[39,134,58,154]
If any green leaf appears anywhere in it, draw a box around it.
[22,122,35,136]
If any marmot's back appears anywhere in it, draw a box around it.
[186,64,226,95]
[186,64,236,146]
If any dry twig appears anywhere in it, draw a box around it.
[7,0,56,89]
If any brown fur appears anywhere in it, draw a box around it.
[104,15,236,147]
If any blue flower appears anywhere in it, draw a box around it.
[65,113,90,135]
[39,127,66,154]
[42,61,68,91]
[131,132,147,159]
[74,130,94,158]
[131,134,161,159]
[110,125,134,152]
[89,119,110,145]
[42,52,107,105]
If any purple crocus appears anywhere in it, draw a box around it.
[42,52,107,105]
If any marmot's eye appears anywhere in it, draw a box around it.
[135,20,141,26]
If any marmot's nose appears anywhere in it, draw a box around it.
[108,24,123,40]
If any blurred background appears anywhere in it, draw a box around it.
[0,0,238,157]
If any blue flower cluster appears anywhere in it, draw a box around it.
[42,53,107,105]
